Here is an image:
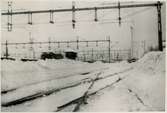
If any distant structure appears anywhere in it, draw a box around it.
[64,48,77,60]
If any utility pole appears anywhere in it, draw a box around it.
[157,1,163,51]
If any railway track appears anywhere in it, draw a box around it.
[1,67,109,95]
[2,67,132,108]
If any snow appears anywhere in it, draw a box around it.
[1,59,107,91]
[79,51,165,111]
[2,83,91,112]
[1,51,165,112]
[2,69,102,104]
[64,48,78,53]
[134,51,165,74]
[123,51,165,111]
[123,70,165,111]
[80,83,148,112]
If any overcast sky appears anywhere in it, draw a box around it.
[1,0,166,50]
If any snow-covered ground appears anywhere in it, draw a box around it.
[1,59,108,91]
[80,51,165,111]
[1,51,165,112]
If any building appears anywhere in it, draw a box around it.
[64,48,77,60]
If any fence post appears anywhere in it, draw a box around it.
[130,26,133,59]
[91,48,93,62]
[76,36,79,49]
[5,40,9,59]
[108,36,111,63]
[83,51,86,62]
[48,37,51,50]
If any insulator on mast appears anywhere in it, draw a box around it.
[94,7,98,22]
[72,1,76,29]
[118,1,121,26]
[28,12,32,25]
[7,1,12,31]
[49,10,54,24]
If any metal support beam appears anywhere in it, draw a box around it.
[1,39,109,45]
[2,2,162,15]
[157,1,163,51]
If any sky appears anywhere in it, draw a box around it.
[1,0,166,51]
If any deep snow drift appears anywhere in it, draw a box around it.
[1,51,165,112]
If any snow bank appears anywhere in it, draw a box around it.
[135,51,165,74]
[79,51,165,111]
[124,51,165,111]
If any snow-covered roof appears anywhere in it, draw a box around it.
[64,48,77,53]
